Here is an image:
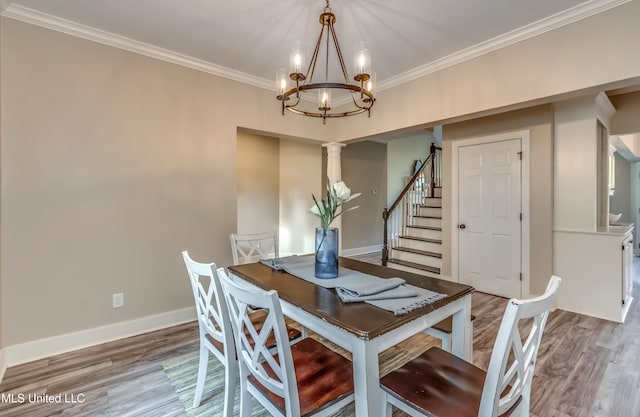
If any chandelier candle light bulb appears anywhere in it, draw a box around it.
[354,41,370,76]
[294,54,302,72]
[276,68,289,97]
[310,179,361,278]
[290,41,305,77]
[319,89,331,110]
[366,73,375,93]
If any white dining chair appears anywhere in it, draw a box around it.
[182,251,301,415]
[230,231,278,265]
[230,230,309,338]
[380,276,561,417]
[182,251,237,416]
[217,267,355,417]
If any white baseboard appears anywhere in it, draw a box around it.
[341,244,383,257]
[1,307,196,374]
[0,348,6,382]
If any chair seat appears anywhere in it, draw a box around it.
[207,309,301,353]
[250,337,354,416]
[381,347,520,417]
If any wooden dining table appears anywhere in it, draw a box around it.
[227,256,474,417]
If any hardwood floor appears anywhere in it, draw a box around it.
[1,253,639,417]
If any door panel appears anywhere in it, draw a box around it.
[458,139,522,298]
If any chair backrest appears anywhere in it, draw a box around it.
[230,231,279,265]
[182,251,235,361]
[217,267,300,417]
[479,275,562,417]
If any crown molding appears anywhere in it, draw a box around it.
[378,0,631,92]
[0,4,274,91]
[1,0,630,95]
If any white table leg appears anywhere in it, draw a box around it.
[351,337,381,417]
[451,293,473,361]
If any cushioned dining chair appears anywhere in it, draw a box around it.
[230,231,278,265]
[217,267,355,417]
[182,251,301,415]
[381,276,561,417]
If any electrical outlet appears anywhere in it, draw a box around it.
[112,293,124,308]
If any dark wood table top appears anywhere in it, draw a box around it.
[227,257,474,340]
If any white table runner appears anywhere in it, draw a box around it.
[261,256,446,316]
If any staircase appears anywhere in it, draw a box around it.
[383,144,442,278]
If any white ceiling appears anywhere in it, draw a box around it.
[0,0,629,92]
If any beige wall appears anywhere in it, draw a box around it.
[236,130,280,235]
[0,18,332,347]
[0,15,3,351]
[1,0,640,353]
[328,0,640,142]
[236,131,324,255]
[341,141,387,250]
[442,105,554,295]
[386,132,434,207]
[278,138,322,256]
[610,91,640,136]
[553,96,602,230]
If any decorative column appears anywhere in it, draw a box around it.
[322,143,346,251]
[323,142,346,184]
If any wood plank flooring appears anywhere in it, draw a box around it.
[1,253,639,417]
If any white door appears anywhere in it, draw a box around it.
[458,139,522,298]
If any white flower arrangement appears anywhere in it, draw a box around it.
[310,179,361,230]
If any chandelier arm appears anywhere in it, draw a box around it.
[279,82,374,118]
[350,94,366,110]
[306,23,326,83]
[287,82,372,96]
[287,107,369,118]
[287,94,301,108]
[329,23,350,83]
[324,20,330,84]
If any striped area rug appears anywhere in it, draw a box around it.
[162,331,437,417]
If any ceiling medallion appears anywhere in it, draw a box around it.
[276,0,375,124]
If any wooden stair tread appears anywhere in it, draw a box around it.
[392,247,442,258]
[413,215,442,219]
[406,225,442,231]
[399,236,442,244]
[387,259,440,274]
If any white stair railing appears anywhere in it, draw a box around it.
[382,143,441,265]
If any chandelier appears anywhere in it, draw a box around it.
[276,0,375,124]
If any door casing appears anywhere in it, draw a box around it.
[451,130,531,300]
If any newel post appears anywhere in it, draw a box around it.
[429,142,436,198]
[382,208,389,265]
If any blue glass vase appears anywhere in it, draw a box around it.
[315,227,339,278]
